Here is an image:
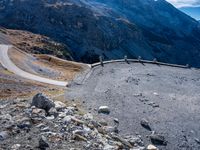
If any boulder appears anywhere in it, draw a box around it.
[31,93,55,112]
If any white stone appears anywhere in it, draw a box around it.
[98,106,110,114]
[147,144,158,150]
[11,144,21,150]
[54,101,66,109]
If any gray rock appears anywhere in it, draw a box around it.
[0,131,10,141]
[38,136,49,150]
[17,121,31,129]
[140,119,151,131]
[11,144,21,150]
[98,106,110,114]
[195,138,200,144]
[40,127,50,132]
[149,134,167,146]
[45,115,55,120]
[48,108,58,118]
[54,101,66,111]
[36,123,46,129]
[31,93,55,112]
[62,116,72,124]
[125,135,144,146]
[114,118,119,124]
[31,108,46,117]
[104,126,118,134]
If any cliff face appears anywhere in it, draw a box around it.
[0,0,200,66]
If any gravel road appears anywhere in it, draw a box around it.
[0,44,68,86]
[66,62,200,149]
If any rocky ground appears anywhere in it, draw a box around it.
[66,62,200,150]
[0,93,157,150]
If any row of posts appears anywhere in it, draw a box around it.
[99,56,189,68]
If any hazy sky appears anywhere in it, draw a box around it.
[166,0,200,20]
[166,0,200,8]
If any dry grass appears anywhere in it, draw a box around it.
[35,54,85,80]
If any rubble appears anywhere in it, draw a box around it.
[0,94,148,150]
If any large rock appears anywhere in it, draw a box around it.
[31,93,55,112]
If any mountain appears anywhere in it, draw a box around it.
[179,7,200,20]
[0,0,200,66]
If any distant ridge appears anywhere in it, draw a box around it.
[0,0,200,67]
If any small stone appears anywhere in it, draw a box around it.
[147,144,158,150]
[54,101,66,110]
[36,123,46,129]
[32,108,46,117]
[71,117,85,125]
[0,131,10,141]
[48,108,58,118]
[62,116,72,124]
[98,106,110,114]
[83,113,93,120]
[111,134,132,148]
[45,115,55,120]
[114,118,119,124]
[17,121,31,129]
[99,120,108,126]
[73,129,85,136]
[195,138,200,144]
[126,136,144,147]
[38,136,49,150]
[103,144,118,150]
[104,126,118,134]
[40,127,50,132]
[140,119,151,131]
[149,134,167,146]
[11,144,21,150]
[73,134,87,141]
[31,93,55,112]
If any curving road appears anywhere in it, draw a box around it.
[0,44,68,87]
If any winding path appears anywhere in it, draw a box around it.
[0,44,68,87]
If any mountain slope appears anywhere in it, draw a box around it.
[0,0,200,67]
[179,6,200,20]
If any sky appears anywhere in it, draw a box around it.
[166,0,200,8]
[166,0,200,20]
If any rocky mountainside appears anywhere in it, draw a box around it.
[0,0,200,66]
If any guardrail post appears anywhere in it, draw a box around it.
[124,55,129,64]
[138,56,142,62]
[99,56,104,67]
[153,58,158,64]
